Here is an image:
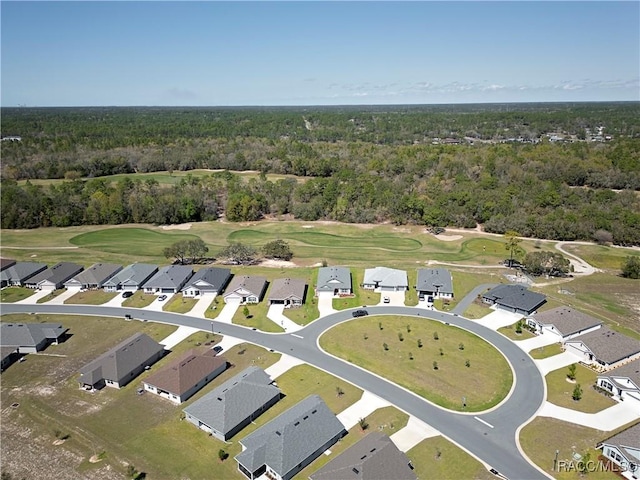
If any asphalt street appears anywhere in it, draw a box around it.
[0,300,549,480]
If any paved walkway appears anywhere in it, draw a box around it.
[476,309,522,331]
[186,293,216,317]
[337,391,391,430]
[264,353,305,379]
[213,299,240,324]
[266,304,303,333]
[159,325,199,350]
[376,290,405,306]
[390,415,440,453]
[535,351,579,376]
[317,292,336,317]
[515,334,559,352]
[43,289,78,305]
[538,401,640,430]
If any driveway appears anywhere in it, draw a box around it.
[16,289,51,304]
[317,292,336,317]
[102,293,126,307]
[214,299,240,324]
[144,294,171,312]
[390,415,440,453]
[377,290,405,306]
[515,334,560,353]
[477,308,522,330]
[538,401,640,430]
[44,289,78,305]
[266,304,303,333]
[186,293,216,317]
[265,353,305,379]
[535,351,580,375]
[159,325,199,350]
[336,390,391,430]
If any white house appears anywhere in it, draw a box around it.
[597,359,640,405]
[597,423,640,480]
[527,306,603,341]
[563,327,640,371]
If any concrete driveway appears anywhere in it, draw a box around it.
[337,391,391,430]
[535,351,580,375]
[266,304,303,333]
[159,325,199,350]
[539,401,640,430]
[515,334,560,353]
[102,293,126,307]
[144,294,171,312]
[214,299,240,324]
[16,289,51,304]
[44,289,79,305]
[390,415,440,453]
[317,292,336,317]
[265,354,305,379]
[477,309,522,330]
[377,290,405,306]
[186,293,216,317]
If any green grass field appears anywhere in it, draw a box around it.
[64,290,118,305]
[498,321,536,340]
[162,294,198,313]
[121,290,156,308]
[0,286,35,303]
[320,315,513,411]
[529,343,564,359]
[545,364,617,413]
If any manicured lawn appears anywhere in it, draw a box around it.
[520,417,638,480]
[64,290,118,305]
[36,289,65,303]
[122,290,155,308]
[448,270,502,310]
[203,296,223,319]
[463,302,493,319]
[162,295,198,314]
[231,302,284,333]
[333,269,380,310]
[562,243,640,271]
[0,286,35,303]
[545,364,616,413]
[407,436,494,480]
[498,321,536,340]
[320,315,513,411]
[530,343,564,359]
[298,406,409,479]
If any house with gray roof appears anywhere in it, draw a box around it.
[268,278,306,307]
[0,258,16,271]
[597,359,640,404]
[26,262,84,290]
[363,267,408,292]
[0,262,48,287]
[527,307,603,341]
[223,276,268,304]
[143,349,227,404]
[235,394,347,480]
[1,347,19,372]
[416,268,454,300]
[64,263,123,290]
[564,327,640,371]
[316,267,352,296]
[310,432,416,480]
[0,322,68,354]
[103,263,158,292]
[143,265,193,294]
[597,423,640,477]
[183,366,281,441]
[182,267,232,298]
[481,284,546,315]
[78,333,164,390]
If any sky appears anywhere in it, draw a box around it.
[1,1,638,106]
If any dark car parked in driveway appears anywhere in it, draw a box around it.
[122,291,133,298]
[352,309,368,318]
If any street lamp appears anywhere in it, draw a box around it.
[554,449,559,471]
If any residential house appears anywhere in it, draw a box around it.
[183,366,281,441]
[26,262,84,290]
[222,276,267,304]
[527,307,603,341]
[143,265,193,294]
[416,268,454,300]
[182,267,232,298]
[597,423,640,480]
[564,327,640,371]
[235,394,347,480]
[362,267,408,292]
[64,263,123,290]
[143,349,227,404]
[481,284,546,315]
[0,322,68,354]
[310,432,417,480]
[268,278,306,307]
[1,347,19,372]
[102,263,158,292]
[78,333,164,390]
[0,258,16,271]
[316,267,352,296]
[597,359,640,404]
[0,262,48,287]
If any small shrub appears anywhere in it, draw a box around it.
[398,332,404,342]
[378,322,383,330]
[383,342,389,351]
[363,333,368,340]
[336,386,344,397]
[409,352,414,360]
[572,383,583,401]
[218,449,229,461]
[406,324,411,333]
[567,363,577,381]
[458,342,464,350]
[465,359,470,368]
[515,320,523,334]
[433,361,439,370]
[358,417,369,431]
[417,339,423,348]
[433,331,439,341]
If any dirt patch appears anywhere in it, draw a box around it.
[259,259,297,268]
[433,234,463,242]
[160,223,192,230]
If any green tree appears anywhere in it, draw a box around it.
[218,242,258,265]
[621,256,640,279]
[572,384,583,401]
[523,251,571,277]
[567,363,577,381]
[218,449,229,461]
[358,417,369,431]
[504,230,522,265]
[262,239,293,261]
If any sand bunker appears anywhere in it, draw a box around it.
[161,223,192,231]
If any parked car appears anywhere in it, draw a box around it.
[158,295,167,301]
[383,296,390,304]
[427,296,434,303]
[122,291,133,298]
[352,309,368,318]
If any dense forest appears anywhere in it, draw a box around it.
[1,103,639,245]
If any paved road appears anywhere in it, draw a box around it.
[1,301,548,479]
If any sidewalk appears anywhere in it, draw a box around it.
[337,391,391,430]
[266,304,303,333]
[538,401,640,430]
[390,415,440,452]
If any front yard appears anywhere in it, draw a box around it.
[545,364,617,413]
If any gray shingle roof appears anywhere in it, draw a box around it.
[598,423,640,458]
[103,263,158,289]
[532,307,602,337]
[223,275,267,298]
[0,262,48,284]
[182,267,231,293]
[144,265,193,290]
[482,284,546,314]
[416,268,453,295]
[65,263,122,288]
[599,359,640,390]
[183,366,280,436]
[236,395,346,479]
[568,327,640,365]
[0,323,67,350]
[79,333,164,386]
[363,267,408,289]
[268,278,306,302]
[27,262,83,286]
[310,432,417,480]
[316,267,351,292]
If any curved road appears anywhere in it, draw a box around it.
[1,300,548,480]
